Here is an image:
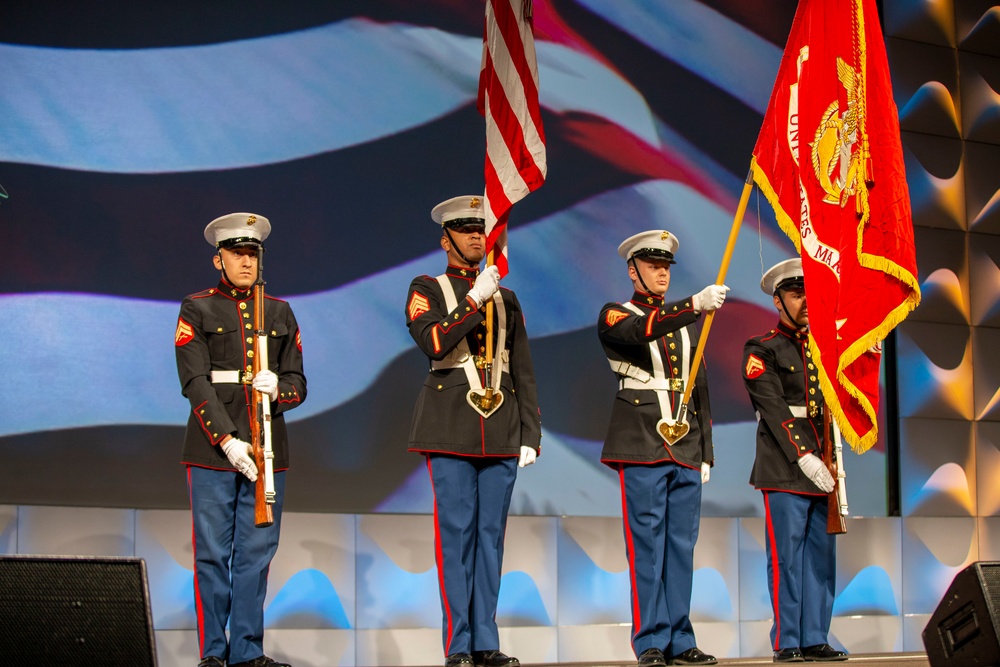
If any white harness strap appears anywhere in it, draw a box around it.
[619,302,691,423]
[433,274,506,395]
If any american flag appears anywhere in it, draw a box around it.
[479,0,547,277]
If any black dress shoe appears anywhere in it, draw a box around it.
[801,644,847,661]
[229,657,291,667]
[445,654,475,667]
[670,647,717,665]
[637,648,667,667]
[773,648,805,662]
[198,658,225,667]
[472,651,519,667]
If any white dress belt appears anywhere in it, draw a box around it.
[210,370,249,384]
[755,405,809,421]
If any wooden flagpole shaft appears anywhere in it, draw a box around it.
[484,249,496,398]
[679,170,754,408]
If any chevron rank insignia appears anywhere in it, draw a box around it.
[296,328,302,352]
[408,291,431,320]
[744,353,765,379]
[175,317,194,347]
[605,309,629,327]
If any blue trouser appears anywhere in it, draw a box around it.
[427,454,517,657]
[188,466,285,664]
[763,490,836,650]
[619,462,702,659]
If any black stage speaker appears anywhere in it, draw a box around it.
[0,555,157,666]
[923,561,1000,666]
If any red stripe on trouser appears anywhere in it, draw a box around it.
[618,465,642,649]
[187,466,206,658]
[764,491,782,650]
[427,456,455,656]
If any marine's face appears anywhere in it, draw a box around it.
[214,246,259,289]
[629,257,672,296]
[776,287,808,327]
[441,223,486,268]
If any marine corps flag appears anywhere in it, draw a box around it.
[751,0,920,453]
[479,0,547,277]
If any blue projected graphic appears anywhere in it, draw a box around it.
[0,1,887,517]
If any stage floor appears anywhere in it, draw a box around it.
[534,654,930,667]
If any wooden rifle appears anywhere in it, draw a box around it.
[822,406,847,534]
[251,249,275,528]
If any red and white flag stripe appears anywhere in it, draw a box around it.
[480,0,547,277]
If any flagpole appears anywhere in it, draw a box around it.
[679,167,754,410]
[484,248,496,402]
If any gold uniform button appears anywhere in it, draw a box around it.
[810,375,817,381]
[673,306,678,311]
[794,435,800,440]
[454,314,460,320]
[808,363,815,370]
[667,333,674,338]
[800,445,806,451]
[672,368,679,375]
[217,327,224,333]
[206,421,211,426]
[271,330,277,336]
[243,313,250,319]
[442,322,449,328]
[661,310,666,316]
[789,365,795,371]
[669,343,676,350]
[245,324,251,329]
[466,307,471,312]
[239,302,247,310]
[213,433,218,438]
[788,424,794,429]
[809,400,817,406]
[634,399,640,404]
[437,384,443,390]
[247,351,254,358]
[670,355,678,362]
[246,337,253,344]
[809,388,816,395]
[199,409,205,415]
[246,365,253,372]
[806,351,812,358]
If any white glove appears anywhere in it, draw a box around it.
[797,452,835,492]
[692,284,730,313]
[222,438,258,482]
[252,369,279,401]
[701,462,711,484]
[518,446,537,468]
[466,265,501,308]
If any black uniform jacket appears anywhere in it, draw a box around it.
[742,320,825,495]
[176,279,307,470]
[406,265,541,458]
[598,290,713,469]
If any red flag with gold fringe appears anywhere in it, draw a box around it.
[750,0,920,453]
[479,0,547,277]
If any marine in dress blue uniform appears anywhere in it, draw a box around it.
[175,213,307,667]
[741,258,846,663]
[405,195,541,667]
[598,230,728,667]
